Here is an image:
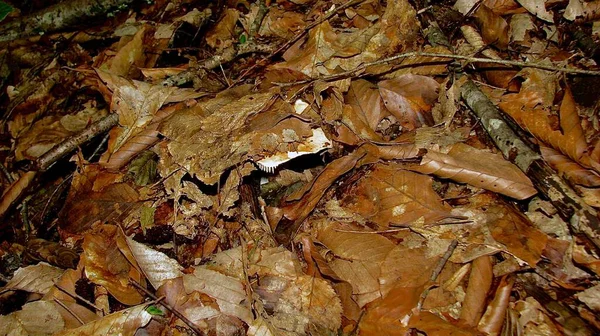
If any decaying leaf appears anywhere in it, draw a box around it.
[0,301,65,336]
[81,225,145,305]
[53,304,152,336]
[1,262,64,295]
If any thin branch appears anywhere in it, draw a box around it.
[278,51,600,87]
[54,283,105,314]
[0,162,14,183]
[36,113,119,172]
[129,279,202,336]
[53,298,85,325]
[416,240,458,311]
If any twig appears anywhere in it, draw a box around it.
[53,298,85,325]
[54,283,104,314]
[0,161,14,183]
[20,195,33,238]
[129,279,202,335]
[161,42,274,87]
[36,113,119,172]
[278,51,600,87]
[416,240,458,311]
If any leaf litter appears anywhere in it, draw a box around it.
[0,0,600,335]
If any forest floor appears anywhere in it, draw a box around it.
[1,0,600,335]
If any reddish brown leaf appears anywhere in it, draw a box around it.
[81,225,145,305]
[59,166,141,234]
[359,285,422,335]
[478,275,515,335]
[410,143,537,199]
[346,79,388,131]
[410,311,479,336]
[474,5,509,49]
[487,203,548,267]
[541,146,600,187]
[377,74,439,130]
[459,255,494,327]
[340,163,453,228]
[281,149,365,223]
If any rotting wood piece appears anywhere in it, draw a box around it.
[460,79,600,250]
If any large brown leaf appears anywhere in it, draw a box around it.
[410,143,537,200]
[377,74,439,130]
[59,166,141,234]
[340,163,453,228]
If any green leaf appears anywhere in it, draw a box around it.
[239,33,247,44]
[0,2,13,22]
[128,151,158,186]
[145,305,164,316]
[140,206,155,234]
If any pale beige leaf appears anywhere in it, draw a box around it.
[0,301,65,336]
[1,262,64,295]
[411,143,537,199]
[125,237,183,289]
[247,317,278,336]
[54,304,152,336]
[183,267,253,323]
[515,0,554,22]
[575,284,600,311]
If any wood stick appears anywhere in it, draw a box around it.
[460,79,600,250]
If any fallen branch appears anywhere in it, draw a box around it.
[460,79,600,250]
[161,42,275,87]
[36,113,119,172]
[0,113,119,218]
[0,0,135,43]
